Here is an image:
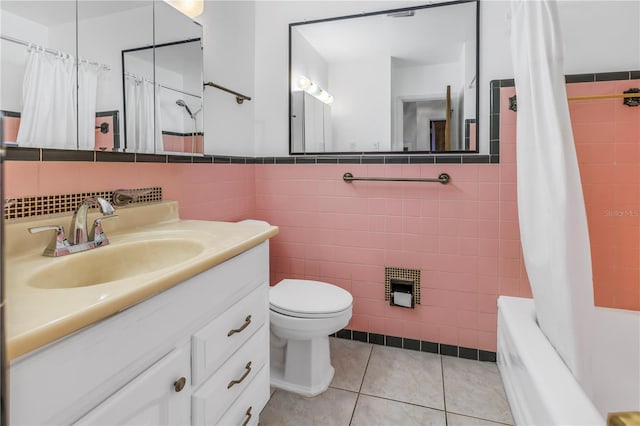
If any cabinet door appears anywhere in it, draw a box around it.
[74,345,190,426]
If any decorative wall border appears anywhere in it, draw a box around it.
[4,187,162,220]
[333,328,497,362]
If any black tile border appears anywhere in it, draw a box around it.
[4,149,495,165]
[96,151,134,163]
[459,346,479,360]
[135,153,167,163]
[168,155,193,164]
[440,344,459,357]
[386,336,403,348]
[333,328,497,362]
[4,147,40,161]
[192,155,214,164]
[479,350,497,362]
[42,149,94,162]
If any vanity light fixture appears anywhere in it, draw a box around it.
[164,0,204,18]
[298,76,334,105]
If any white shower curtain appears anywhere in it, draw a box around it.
[510,0,594,393]
[125,75,161,153]
[17,47,76,149]
[77,62,100,151]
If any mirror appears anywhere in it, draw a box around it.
[0,0,203,155]
[78,1,154,152]
[121,1,203,154]
[289,0,478,154]
[151,1,203,155]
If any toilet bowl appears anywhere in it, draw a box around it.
[269,279,352,397]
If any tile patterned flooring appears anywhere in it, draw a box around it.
[260,338,514,426]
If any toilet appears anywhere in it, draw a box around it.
[237,220,353,396]
[269,279,352,397]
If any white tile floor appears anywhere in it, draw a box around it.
[260,338,514,426]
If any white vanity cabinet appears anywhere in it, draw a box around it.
[10,242,271,426]
[74,345,191,426]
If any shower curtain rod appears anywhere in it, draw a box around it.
[125,72,201,98]
[568,91,639,101]
[0,34,110,70]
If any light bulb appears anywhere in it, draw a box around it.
[164,0,204,18]
[298,76,312,90]
[298,75,334,105]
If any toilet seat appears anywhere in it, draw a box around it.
[270,279,352,319]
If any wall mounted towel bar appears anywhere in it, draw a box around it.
[203,82,252,104]
[343,172,450,184]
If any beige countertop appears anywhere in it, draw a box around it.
[4,201,278,361]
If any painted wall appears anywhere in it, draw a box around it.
[196,1,255,157]
[0,9,64,113]
[291,29,328,91]
[330,57,391,152]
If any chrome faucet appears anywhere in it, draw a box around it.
[29,197,118,257]
[71,196,115,244]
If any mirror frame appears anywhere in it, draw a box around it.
[288,0,480,156]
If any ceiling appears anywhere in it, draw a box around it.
[0,1,151,26]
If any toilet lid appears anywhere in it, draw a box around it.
[270,279,353,318]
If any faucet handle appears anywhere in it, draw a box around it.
[29,225,71,257]
[91,215,118,246]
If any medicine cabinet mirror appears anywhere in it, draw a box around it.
[289,0,479,154]
[0,0,203,155]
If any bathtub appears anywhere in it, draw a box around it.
[497,296,603,425]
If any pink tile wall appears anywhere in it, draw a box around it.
[162,134,205,154]
[254,160,531,352]
[4,161,256,222]
[94,117,114,151]
[2,117,20,143]
[570,79,640,311]
[500,79,640,312]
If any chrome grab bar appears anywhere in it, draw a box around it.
[343,172,450,184]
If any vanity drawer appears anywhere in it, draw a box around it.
[215,365,269,426]
[191,284,268,385]
[191,324,268,426]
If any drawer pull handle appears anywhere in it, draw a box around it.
[241,406,253,426]
[173,377,187,392]
[227,361,252,389]
[227,315,252,337]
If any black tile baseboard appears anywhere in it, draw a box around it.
[333,328,497,362]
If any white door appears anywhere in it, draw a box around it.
[74,346,190,426]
